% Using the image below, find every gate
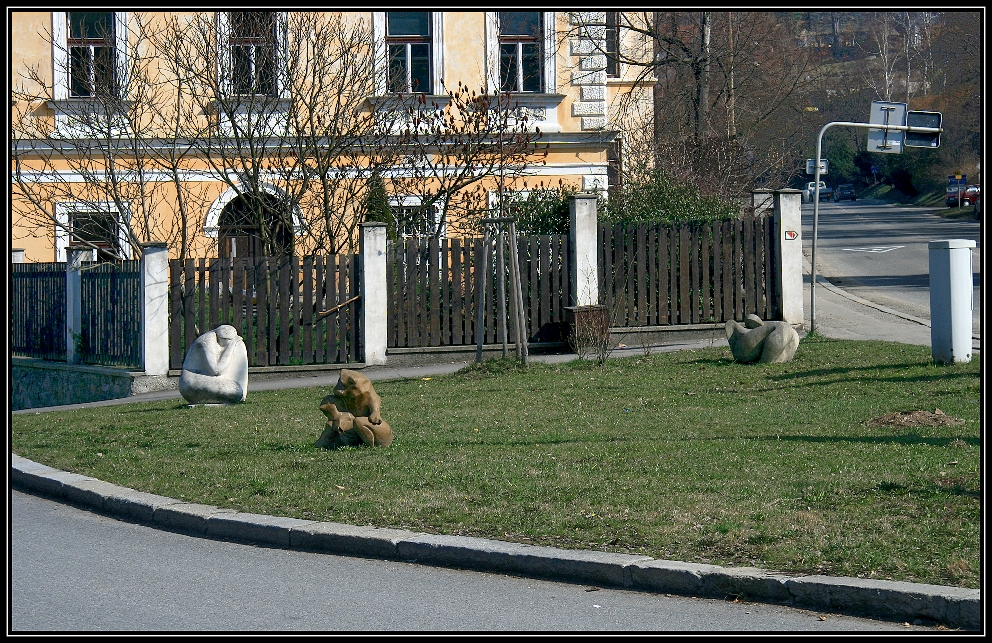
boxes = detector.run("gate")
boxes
[386,234,570,348]
[78,260,142,368]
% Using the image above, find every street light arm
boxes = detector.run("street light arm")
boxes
[808,117,942,335]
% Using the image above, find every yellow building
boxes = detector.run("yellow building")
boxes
[11,11,649,262]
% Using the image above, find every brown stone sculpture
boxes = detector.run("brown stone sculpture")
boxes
[726,314,800,364]
[315,369,393,448]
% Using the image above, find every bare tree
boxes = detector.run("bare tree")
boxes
[567,12,815,198]
[11,12,208,261]
[384,82,548,238]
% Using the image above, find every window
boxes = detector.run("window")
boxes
[498,12,542,93]
[389,197,444,240]
[485,12,554,96]
[70,210,120,260]
[52,12,127,101]
[67,12,117,97]
[228,12,278,96]
[386,12,431,93]
[54,202,130,261]
[372,12,442,96]
[605,12,620,78]
[607,140,623,196]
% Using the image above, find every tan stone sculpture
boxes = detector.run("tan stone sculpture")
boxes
[726,314,800,364]
[179,324,249,404]
[315,369,393,448]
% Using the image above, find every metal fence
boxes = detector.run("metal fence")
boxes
[11,262,67,361]
[79,260,142,368]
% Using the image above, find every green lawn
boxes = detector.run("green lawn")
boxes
[12,336,980,588]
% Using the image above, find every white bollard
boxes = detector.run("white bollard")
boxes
[929,239,975,364]
[361,222,388,366]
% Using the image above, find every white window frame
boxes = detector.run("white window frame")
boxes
[373,12,444,96]
[485,12,555,95]
[55,201,131,261]
[52,12,128,101]
[388,195,445,240]
[216,11,289,99]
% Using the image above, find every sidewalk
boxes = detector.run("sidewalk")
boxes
[10,279,981,630]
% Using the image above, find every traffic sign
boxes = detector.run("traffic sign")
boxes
[948,175,967,186]
[806,159,828,174]
[867,101,906,154]
[905,111,941,148]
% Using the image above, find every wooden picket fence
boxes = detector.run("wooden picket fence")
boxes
[599,215,779,326]
[386,234,571,348]
[11,262,68,362]
[168,255,361,369]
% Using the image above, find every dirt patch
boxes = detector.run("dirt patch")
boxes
[867,409,964,429]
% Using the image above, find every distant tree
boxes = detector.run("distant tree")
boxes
[566,12,816,201]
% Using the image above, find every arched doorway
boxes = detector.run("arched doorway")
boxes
[217,192,294,258]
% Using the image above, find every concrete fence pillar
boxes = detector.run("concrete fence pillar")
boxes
[361,222,388,366]
[569,193,599,306]
[772,189,804,326]
[752,189,774,215]
[140,242,170,375]
[65,246,93,364]
[12,248,25,263]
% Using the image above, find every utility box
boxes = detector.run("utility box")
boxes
[928,239,975,364]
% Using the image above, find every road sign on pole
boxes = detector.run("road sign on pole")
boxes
[867,101,907,154]
[806,159,828,174]
[905,111,942,148]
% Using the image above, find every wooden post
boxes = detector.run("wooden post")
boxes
[507,220,528,365]
[475,225,493,363]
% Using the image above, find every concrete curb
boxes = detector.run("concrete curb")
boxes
[11,453,980,630]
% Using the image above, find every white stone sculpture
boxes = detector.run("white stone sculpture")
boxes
[726,314,800,364]
[178,324,249,404]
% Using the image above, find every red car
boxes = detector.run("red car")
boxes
[947,184,980,207]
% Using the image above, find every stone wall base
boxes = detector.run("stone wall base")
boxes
[11,358,177,411]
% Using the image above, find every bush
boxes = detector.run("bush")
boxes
[507,185,578,235]
[604,169,741,225]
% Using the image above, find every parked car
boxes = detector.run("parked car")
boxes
[946,184,980,207]
[833,184,857,201]
[818,184,834,200]
[963,184,981,206]
[803,181,827,203]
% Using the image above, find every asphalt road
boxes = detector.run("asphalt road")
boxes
[801,200,981,338]
[11,490,932,632]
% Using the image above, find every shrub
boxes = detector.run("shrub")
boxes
[604,169,741,225]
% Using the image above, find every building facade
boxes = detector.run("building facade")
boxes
[11,11,649,262]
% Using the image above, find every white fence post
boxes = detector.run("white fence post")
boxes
[569,193,599,306]
[12,248,25,263]
[361,222,388,365]
[65,246,93,364]
[140,242,170,375]
[773,189,804,326]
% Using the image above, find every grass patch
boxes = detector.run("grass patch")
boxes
[12,339,980,588]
